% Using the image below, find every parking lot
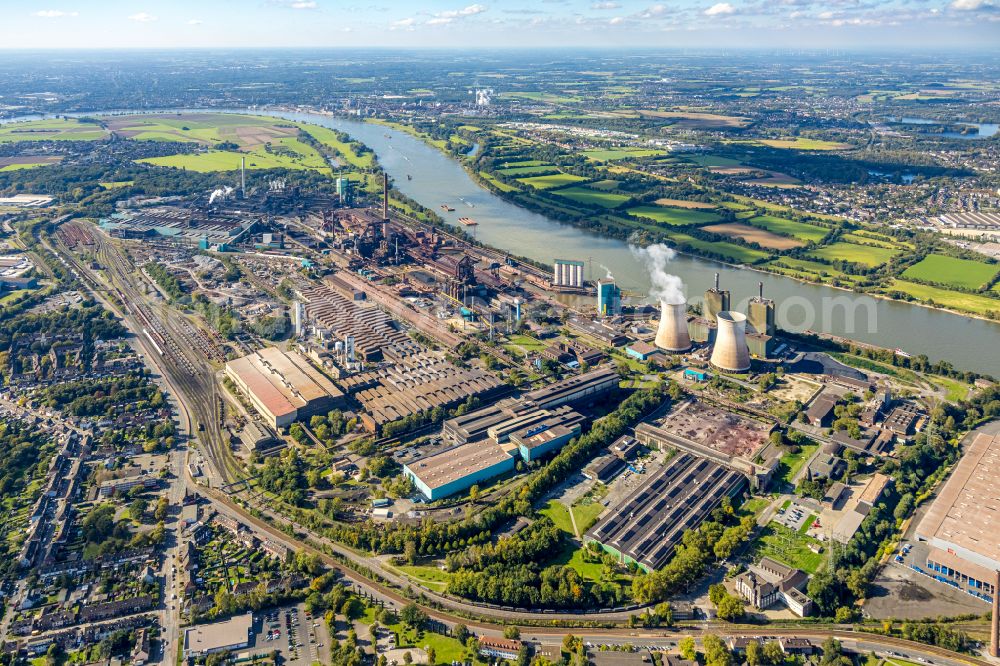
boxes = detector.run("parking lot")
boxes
[774,501,814,532]
[252,603,331,666]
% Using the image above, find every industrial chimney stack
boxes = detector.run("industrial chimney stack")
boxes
[710,311,751,372]
[241,157,246,198]
[654,300,691,352]
[382,172,389,222]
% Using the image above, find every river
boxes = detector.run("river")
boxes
[3,109,999,374]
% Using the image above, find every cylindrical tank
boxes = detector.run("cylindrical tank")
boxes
[710,311,751,372]
[654,300,691,352]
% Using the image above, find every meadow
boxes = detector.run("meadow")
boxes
[701,223,804,250]
[517,173,589,189]
[0,118,108,142]
[746,215,830,243]
[889,280,1000,316]
[627,204,721,226]
[552,186,631,208]
[806,241,899,268]
[582,147,668,161]
[901,254,999,290]
[753,137,853,150]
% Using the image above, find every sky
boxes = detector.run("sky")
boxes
[0,0,997,50]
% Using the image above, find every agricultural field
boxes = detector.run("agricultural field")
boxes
[517,173,588,190]
[496,165,557,176]
[666,231,770,264]
[139,142,328,173]
[901,254,999,290]
[635,110,749,128]
[766,257,853,280]
[688,155,743,168]
[296,123,374,168]
[653,197,717,209]
[701,223,804,250]
[479,171,518,192]
[552,186,631,209]
[889,280,1000,316]
[0,118,109,142]
[0,156,62,171]
[806,241,899,268]
[590,179,624,191]
[626,204,721,226]
[582,147,668,161]
[752,137,853,150]
[746,215,830,243]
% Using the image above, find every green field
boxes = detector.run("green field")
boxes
[582,148,667,161]
[552,186,631,209]
[479,171,518,192]
[901,254,999,290]
[498,159,549,168]
[570,501,605,534]
[667,231,770,263]
[688,155,743,167]
[496,165,558,176]
[395,564,453,592]
[890,280,1000,316]
[0,162,53,172]
[0,118,109,143]
[754,137,853,151]
[774,443,820,487]
[627,205,721,226]
[806,241,899,268]
[294,123,374,168]
[748,521,825,574]
[139,139,329,173]
[589,179,623,191]
[517,173,588,190]
[747,215,829,243]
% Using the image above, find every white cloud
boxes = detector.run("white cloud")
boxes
[704,2,736,16]
[592,1,622,8]
[187,18,203,25]
[609,15,625,23]
[33,9,78,18]
[638,4,667,18]
[391,17,417,29]
[950,0,995,9]
[289,1,318,8]
[427,16,454,24]
[434,4,488,19]
[128,12,157,22]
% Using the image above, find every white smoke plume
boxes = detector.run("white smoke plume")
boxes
[630,242,685,305]
[599,264,615,280]
[208,186,234,205]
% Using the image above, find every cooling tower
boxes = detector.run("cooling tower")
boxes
[710,311,751,373]
[655,300,691,352]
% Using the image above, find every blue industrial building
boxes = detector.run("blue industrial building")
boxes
[511,423,581,462]
[403,440,517,501]
[596,279,620,317]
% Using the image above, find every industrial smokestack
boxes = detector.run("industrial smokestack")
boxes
[710,311,751,373]
[655,300,691,352]
[382,172,389,221]
[758,281,764,300]
[241,157,246,198]
[714,272,720,291]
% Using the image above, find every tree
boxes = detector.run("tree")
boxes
[703,634,732,666]
[562,634,581,654]
[746,640,763,666]
[404,540,418,565]
[453,624,469,644]
[425,647,436,665]
[762,640,785,665]
[503,626,521,640]
[835,606,856,623]
[517,645,531,666]
[716,594,745,622]
[469,484,480,501]
[679,636,697,661]
[403,652,412,666]
[399,603,427,630]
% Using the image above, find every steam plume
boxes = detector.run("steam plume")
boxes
[630,242,685,305]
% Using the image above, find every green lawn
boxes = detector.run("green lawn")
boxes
[496,165,558,176]
[549,541,606,583]
[901,254,999,290]
[748,521,825,574]
[765,257,851,278]
[296,123,374,168]
[930,376,972,402]
[479,172,518,192]
[506,333,546,352]
[753,137,853,150]
[747,215,829,243]
[627,205,721,226]
[389,625,467,663]
[774,443,820,487]
[571,501,605,534]
[395,564,452,592]
[552,186,631,209]
[688,155,743,167]
[0,162,55,172]
[139,139,330,173]
[517,173,589,190]
[889,280,1000,316]
[541,500,575,535]
[806,241,899,268]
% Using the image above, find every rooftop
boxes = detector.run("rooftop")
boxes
[225,347,342,418]
[183,613,252,654]
[404,440,515,491]
[916,432,1000,570]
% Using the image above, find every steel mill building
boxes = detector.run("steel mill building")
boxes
[224,347,346,429]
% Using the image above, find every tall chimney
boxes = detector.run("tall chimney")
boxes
[758,281,764,300]
[714,272,720,291]
[655,300,691,353]
[241,157,246,198]
[382,172,389,221]
[991,570,999,658]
